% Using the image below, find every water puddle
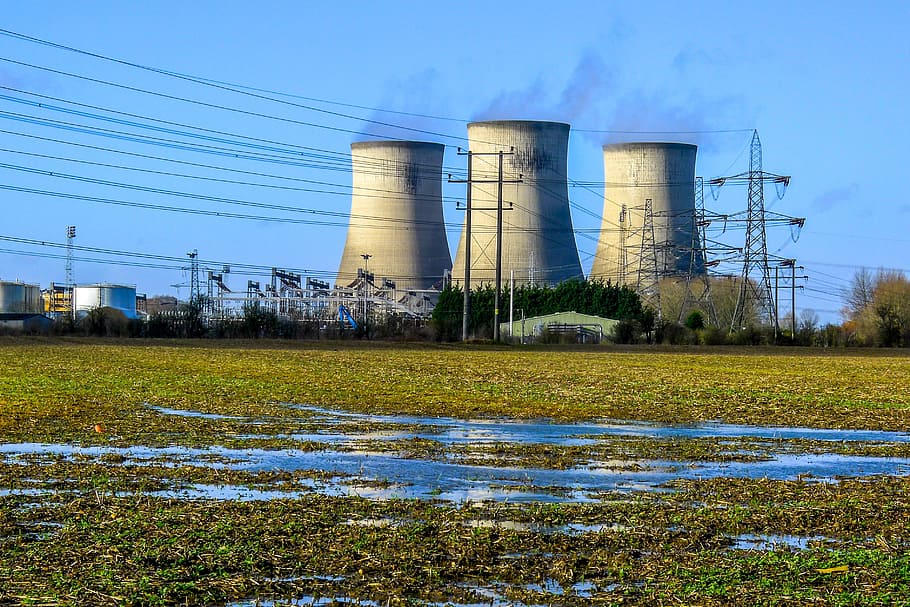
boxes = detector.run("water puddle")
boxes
[464,519,625,534]
[229,579,622,607]
[5,405,910,503]
[146,405,244,421]
[229,599,378,607]
[731,533,834,551]
[285,404,910,445]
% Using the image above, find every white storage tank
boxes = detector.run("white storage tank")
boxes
[0,281,43,314]
[74,284,138,319]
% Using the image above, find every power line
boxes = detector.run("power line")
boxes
[0,235,441,282]
[0,143,463,204]
[0,55,470,144]
[0,87,470,176]
[0,27,755,137]
[0,181,465,230]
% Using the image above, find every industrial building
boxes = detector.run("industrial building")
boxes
[500,311,618,344]
[335,141,452,292]
[589,142,703,285]
[451,120,584,288]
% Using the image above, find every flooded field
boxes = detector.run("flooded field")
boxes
[2,341,909,605]
[3,403,910,504]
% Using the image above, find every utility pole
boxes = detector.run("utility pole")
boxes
[450,151,473,342]
[785,259,806,337]
[448,149,520,342]
[775,258,806,337]
[509,269,514,341]
[493,150,507,342]
[791,260,796,337]
[774,265,780,340]
[360,253,372,326]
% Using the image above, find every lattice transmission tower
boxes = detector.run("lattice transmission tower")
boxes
[187,249,200,302]
[709,130,794,330]
[617,204,629,285]
[677,178,717,325]
[635,199,661,317]
[734,131,773,328]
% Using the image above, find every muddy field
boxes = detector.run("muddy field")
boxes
[1,340,909,605]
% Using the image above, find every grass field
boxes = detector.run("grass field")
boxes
[1,339,909,605]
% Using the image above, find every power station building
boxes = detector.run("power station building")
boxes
[451,120,583,288]
[589,142,703,284]
[335,141,452,292]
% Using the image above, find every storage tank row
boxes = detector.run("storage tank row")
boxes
[336,121,702,292]
[0,281,138,319]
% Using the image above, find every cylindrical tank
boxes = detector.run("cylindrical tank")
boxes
[335,141,452,291]
[589,142,702,284]
[74,284,137,319]
[0,281,42,314]
[451,120,583,288]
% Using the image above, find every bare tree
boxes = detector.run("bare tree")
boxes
[844,269,910,346]
[844,268,875,318]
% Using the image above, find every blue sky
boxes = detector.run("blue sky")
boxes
[1,0,908,323]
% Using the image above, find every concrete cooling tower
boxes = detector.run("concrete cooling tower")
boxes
[451,120,583,288]
[336,141,452,291]
[589,142,703,284]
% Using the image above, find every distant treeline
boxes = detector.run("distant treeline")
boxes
[431,279,644,341]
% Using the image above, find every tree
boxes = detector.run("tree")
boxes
[640,308,656,344]
[844,268,875,318]
[871,275,910,346]
[180,294,209,338]
[430,280,644,342]
[843,269,910,347]
[684,310,705,331]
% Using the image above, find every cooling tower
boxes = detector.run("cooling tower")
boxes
[451,120,583,288]
[336,141,452,291]
[589,142,703,284]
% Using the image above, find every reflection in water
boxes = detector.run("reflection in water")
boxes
[287,404,910,444]
[731,533,833,551]
[3,404,910,504]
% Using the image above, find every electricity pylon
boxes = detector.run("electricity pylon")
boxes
[709,130,792,330]
[636,199,661,317]
[677,178,717,325]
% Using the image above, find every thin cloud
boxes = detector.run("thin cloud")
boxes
[812,183,860,211]
[353,69,461,143]
[472,50,614,124]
